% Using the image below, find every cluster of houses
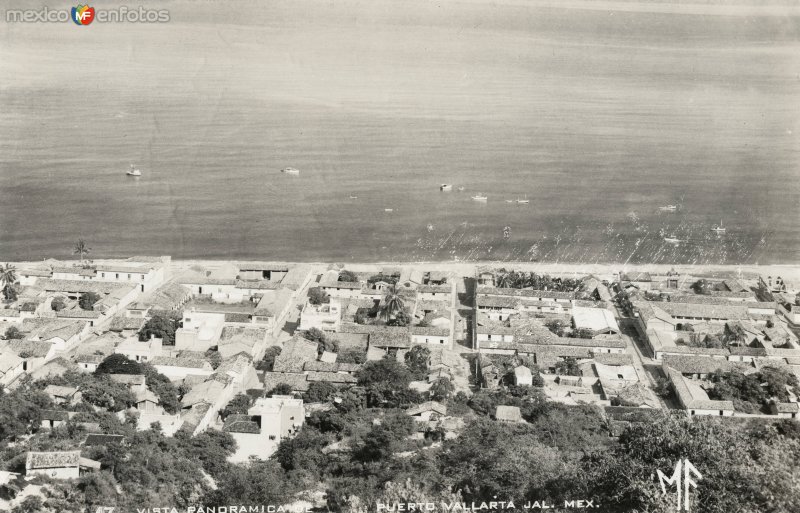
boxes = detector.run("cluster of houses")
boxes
[623,271,800,418]
[3,259,799,485]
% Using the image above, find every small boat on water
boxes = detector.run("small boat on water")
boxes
[349,195,358,199]
[505,199,514,204]
[664,236,684,244]
[281,167,300,175]
[659,205,677,212]
[126,165,141,177]
[440,184,453,191]
[384,208,394,212]
[471,194,488,202]
[457,186,465,192]
[711,221,726,234]
[516,195,530,204]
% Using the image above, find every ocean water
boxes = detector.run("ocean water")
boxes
[0,0,798,264]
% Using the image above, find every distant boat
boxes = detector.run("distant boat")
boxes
[711,221,726,234]
[281,167,300,175]
[664,236,684,244]
[471,194,488,202]
[126,165,141,177]
[440,184,453,191]
[659,205,677,212]
[349,195,358,199]
[457,186,465,192]
[516,195,530,204]
[505,199,514,204]
[384,208,394,212]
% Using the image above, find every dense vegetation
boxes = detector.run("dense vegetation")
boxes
[138,313,182,346]
[2,351,799,512]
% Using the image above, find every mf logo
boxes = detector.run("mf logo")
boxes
[657,459,702,511]
[71,4,95,25]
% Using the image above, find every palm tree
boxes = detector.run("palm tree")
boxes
[1,263,18,302]
[379,285,405,323]
[0,263,17,289]
[73,239,91,263]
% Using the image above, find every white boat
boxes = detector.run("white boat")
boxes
[471,194,488,202]
[664,236,683,244]
[281,167,300,175]
[516,195,530,204]
[457,186,465,192]
[384,208,394,212]
[349,195,358,199]
[440,184,453,191]
[659,205,677,212]
[711,221,726,234]
[126,165,141,177]
[505,199,513,204]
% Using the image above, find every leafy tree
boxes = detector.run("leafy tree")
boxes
[437,418,577,505]
[3,283,18,302]
[357,358,415,407]
[79,471,120,510]
[138,314,181,345]
[572,328,594,339]
[588,413,800,513]
[338,270,359,282]
[256,346,282,371]
[4,325,24,340]
[96,354,143,375]
[304,327,339,354]
[274,427,330,474]
[544,318,567,336]
[141,363,181,414]
[404,345,431,380]
[51,296,67,311]
[80,378,136,412]
[304,381,337,403]
[205,349,221,370]
[221,393,254,419]
[387,309,412,327]
[304,327,327,343]
[267,383,295,397]
[554,357,581,376]
[354,306,374,325]
[73,238,91,262]
[430,377,454,401]
[308,287,329,305]
[12,496,44,513]
[79,291,101,310]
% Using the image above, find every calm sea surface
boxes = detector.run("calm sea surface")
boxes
[1,1,798,264]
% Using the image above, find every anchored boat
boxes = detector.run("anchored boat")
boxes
[281,167,300,175]
[126,165,141,177]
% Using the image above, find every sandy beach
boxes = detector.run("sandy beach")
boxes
[11,258,799,284]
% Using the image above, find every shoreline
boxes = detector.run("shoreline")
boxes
[9,257,800,281]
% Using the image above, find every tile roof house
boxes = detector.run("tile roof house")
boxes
[262,371,310,393]
[44,385,81,405]
[0,350,25,386]
[572,306,620,334]
[661,354,743,378]
[664,366,734,416]
[406,401,447,421]
[272,336,319,373]
[25,451,99,479]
